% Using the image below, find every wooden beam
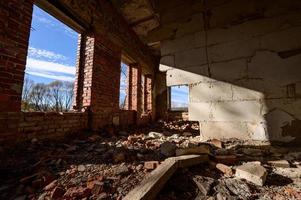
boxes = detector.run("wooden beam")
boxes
[124,154,208,200]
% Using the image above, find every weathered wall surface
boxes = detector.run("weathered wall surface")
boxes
[159,0,301,142]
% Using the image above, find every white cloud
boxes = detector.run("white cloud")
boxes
[28,47,67,61]
[25,58,75,82]
[27,71,74,82]
[26,58,75,75]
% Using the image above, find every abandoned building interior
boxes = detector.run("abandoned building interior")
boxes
[1,0,301,199]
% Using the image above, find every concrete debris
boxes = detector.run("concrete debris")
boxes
[0,120,301,200]
[268,160,290,168]
[235,162,267,186]
[273,167,301,179]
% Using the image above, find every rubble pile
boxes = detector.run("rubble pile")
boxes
[0,120,300,199]
[157,139,301,200]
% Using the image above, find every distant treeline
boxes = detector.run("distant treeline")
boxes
[22,78,74,112]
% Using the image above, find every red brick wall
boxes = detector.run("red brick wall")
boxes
[0,110,137,145]
[91,110,136,130]
[0,112,88,144]
[0,0,33,112]
[90,36,121,129]
[125,65,155,125]
[73,33,122,130]
[92,36,121,113]
[19,112,88,138]
[0,112,20,143]
[118,110,136,128]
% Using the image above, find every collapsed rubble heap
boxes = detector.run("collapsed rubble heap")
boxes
[0,120,300,199]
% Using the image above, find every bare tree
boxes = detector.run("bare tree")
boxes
[29,83,50,111]
[48,81,63,112]
[63,81,74,111]
[22,78,34,111]
[22,79,74,112]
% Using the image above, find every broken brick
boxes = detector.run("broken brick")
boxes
[144,161,160,170]
[216,163,233,176]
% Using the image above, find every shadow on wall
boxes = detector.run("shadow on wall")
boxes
[154,0,301,144]
[160,50,301,144]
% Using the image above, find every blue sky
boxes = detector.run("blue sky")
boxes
[119,63,127,105]
[171,85,189,108]
[25,5,78,83]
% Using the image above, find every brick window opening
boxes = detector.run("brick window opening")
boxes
[170,85,189,111]
[22,5,79,112]
[120,62,129,109]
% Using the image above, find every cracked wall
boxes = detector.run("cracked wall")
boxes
[159,0,301,142]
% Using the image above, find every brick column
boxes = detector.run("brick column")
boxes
[128,63,142,116]
[0,0,34,112]
[125,65,133,110]
[73,34,94,110]
[73,33,121,130]
[145,75,153,112]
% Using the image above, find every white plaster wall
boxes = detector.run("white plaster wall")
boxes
[159,0,301,141]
